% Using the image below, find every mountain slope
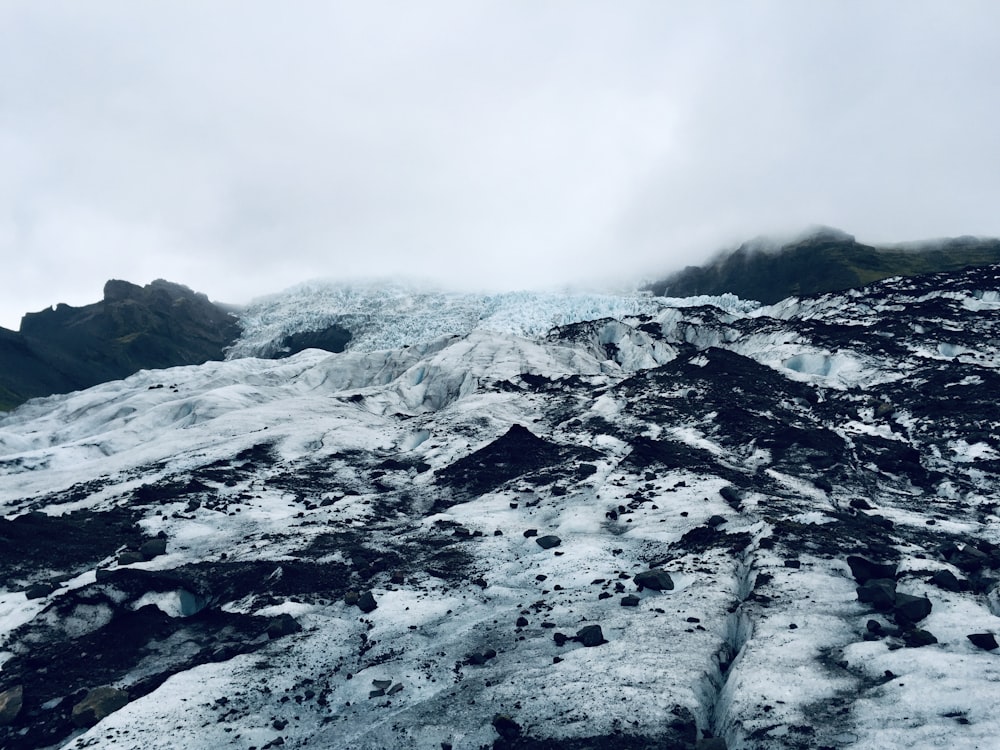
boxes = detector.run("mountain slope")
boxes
[646,227,1000,303]
[1,267,1000,749]
[0,280,241,411]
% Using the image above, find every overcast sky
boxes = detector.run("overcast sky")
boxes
[3,1,999,329]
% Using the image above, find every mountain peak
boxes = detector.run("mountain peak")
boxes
[647,229,1000,303]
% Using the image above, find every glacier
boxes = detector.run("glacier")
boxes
[1,267,1000,749]
[225,281,758,359]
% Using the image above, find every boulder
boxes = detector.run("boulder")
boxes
[575,624,606,647]
[357,591,378,613]
[492,713,522,741]
[930,569,963,592]
[846,555,897,584]
[857,578,896,611]
[117,549,145,566]
[266,614,302,639]
[139,537,167,559]
[634,569,675,591]
[893,593,932,624]
[24,582,56,599]
[902,629,938,648]
[535,535,561,549]
[0,685,23,726]
[967,633,999,651]
[620,595,640,607]
[71,686,130,727]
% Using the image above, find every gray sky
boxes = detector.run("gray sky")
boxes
[3,1,1000,329]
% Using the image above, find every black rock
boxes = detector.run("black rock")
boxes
[634,568,675,591]
[535,535,561,549]
[902,629,938,648]
[783,559,801,569]
[357,591,378,613]
[707,515,728,527]
[620,595,640,607]
[967,633,999,651]
[553,632,569,646]
[930,569,963,592]
[266,614,302,639]
[117,549,146,566]
[0,685,23,726]
[492,713,522,741]
[523,529,538,538]
[139,538,167,560]
[857,578,896,611]
[847,555,897,584]
[893,593,932,624]
[516,616,529,627]
[719,486,743,509]
[949,545,990,573]
[24,582,56,599]
[575,624,606,647]
[850,498,873,510]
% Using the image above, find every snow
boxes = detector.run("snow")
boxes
[3,269,1000,750]
[226,281,758,359]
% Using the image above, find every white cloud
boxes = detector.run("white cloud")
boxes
[2,1,999,328]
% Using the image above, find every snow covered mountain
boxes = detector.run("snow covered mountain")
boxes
[2,267,1000,749]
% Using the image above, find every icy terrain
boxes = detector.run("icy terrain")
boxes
[1,267,1000,749]
[226,281,756,358]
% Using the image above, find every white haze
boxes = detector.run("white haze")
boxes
[2,1,1000,329]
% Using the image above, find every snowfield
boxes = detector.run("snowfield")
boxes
[2,268,1000,749]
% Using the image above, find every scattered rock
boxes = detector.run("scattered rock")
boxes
[139,537,167,559]
[266,614,302,639]
[902,629,938,648]
[930,569,963,592]
[492,713,522,742]
[707,515,728,528]
[535,535,561,549]
[516,616,528,627]
[523,529,538,538]
[620,595,640,607]
[71,686,130,728]
[850,498,873,510]
[893,593,932,624]
[356,591,378,613]
[0,685,23,726]
[24,582,56,599]
[857,578,896,611]
[783,559,801,569]
[847,555,897,584]
[117,549,145,566]
[719,486,743,509]
[967,633,999,651]
[575,624,606,647]
[634,568,675,591]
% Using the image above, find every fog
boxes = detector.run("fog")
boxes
[3,1,999,328]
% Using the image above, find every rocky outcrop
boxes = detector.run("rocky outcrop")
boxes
[70,686,130,728]
[647,227,1000,303]
[0,280,240,411]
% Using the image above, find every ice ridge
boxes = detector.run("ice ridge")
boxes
[227,281,758,359]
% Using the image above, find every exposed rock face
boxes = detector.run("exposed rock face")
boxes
[71,686,130,728]
[0,685,23,726]
[0,280,240,411]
